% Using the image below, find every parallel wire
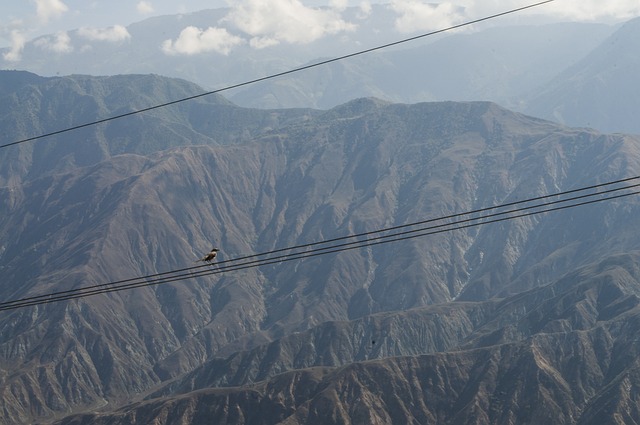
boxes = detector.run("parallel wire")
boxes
[2,0,621,313]
[3,174,637,309]
[2,178,637,311]
[5,190,638,310]
[0,0,554,150]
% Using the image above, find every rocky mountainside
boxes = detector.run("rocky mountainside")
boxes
[58,252,640,424]
[0,72,639,423]
[0,70,316,186]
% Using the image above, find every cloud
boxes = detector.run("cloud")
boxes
[441,0,640,23]
[137,1,154,15]
[389,1,463,33]
[385,0,640,35]
[330,0,348,11]
[225,0,356,47]
[35,0,69,23]
[34,31,73,53]
[544,0,640,21]
[358,1,373,19]
[78,25,131,42]
[161,26,245,55]
[248,36,279,49]
[3,30,26,62]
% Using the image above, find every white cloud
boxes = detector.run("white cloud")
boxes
[442,0,640,23]
[249,37,280,49]
[3,30,26,62]
[330,0,348,11]
[78,25,131,42]
[225,0,356,47]
[385,0,640,35]
[390,1,463,33]
[162,26,245,55]
[249,36,279,49]
[35,0,69,23]
[358,1,373,19]
[544,0,640,21]
[34,30,73,53]
[137,1,154,15]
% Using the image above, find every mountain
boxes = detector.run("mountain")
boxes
[57,252,640,424]
[0,7,614,111]
[0,70,316,186]
[9,5,640,133]
[1,72,640,423]
[228,22,614,111]
[523,17,640,134]
[6,7,640,135]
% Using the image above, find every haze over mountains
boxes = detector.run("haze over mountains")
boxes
[2,6,640,134]
[1,70,640,423]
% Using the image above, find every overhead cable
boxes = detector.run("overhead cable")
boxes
[4,173,636,309]
[1,175,636,312]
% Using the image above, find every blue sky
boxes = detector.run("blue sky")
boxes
[2,1,639,61]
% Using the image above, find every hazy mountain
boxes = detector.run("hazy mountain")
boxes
[9,5,640,134]
[523,17,640,135]
[228,22,614,111]
[1,72,640,423]
[0,7,615,111]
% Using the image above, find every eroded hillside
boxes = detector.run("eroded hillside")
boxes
[0,73,639,424]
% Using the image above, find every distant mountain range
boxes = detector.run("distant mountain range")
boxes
[2,7,640,134]
[1,72,640,423]
[524,17,640,135]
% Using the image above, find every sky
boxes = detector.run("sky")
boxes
[1,0,640,61]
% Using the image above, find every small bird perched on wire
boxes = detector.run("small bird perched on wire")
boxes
[196,248,219,263]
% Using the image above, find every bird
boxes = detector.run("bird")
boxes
[196,248,219,263]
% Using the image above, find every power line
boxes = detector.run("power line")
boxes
[4,188,638,310]
[3,176,638,308]
[0,0,555,151]
[5,173,636,310]
[2,175,637,311]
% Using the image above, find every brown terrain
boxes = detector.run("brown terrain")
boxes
[0,72,639,424]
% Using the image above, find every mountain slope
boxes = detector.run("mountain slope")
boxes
[58,253,640,425]
[524,17,640,134]
[0,70,317,186]
[1,74,640,423]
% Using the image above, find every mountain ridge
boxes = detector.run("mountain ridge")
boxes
[1,72,640,423]
[6,8,639,135]
[0,71,318,186]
